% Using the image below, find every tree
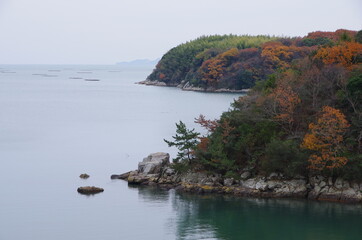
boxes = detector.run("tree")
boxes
[195,114,219,133]
[261,41,311,69]
[164,121,200,164]
[269,83,301,134]
[314,42,362,69]
[356,30,362,43]
[301,106,350,170]
[199,58,225,87]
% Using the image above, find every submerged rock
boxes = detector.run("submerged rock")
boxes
[77,186,104,195]
[79,173,90,179]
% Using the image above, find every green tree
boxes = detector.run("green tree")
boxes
[356,30,362,43]
[261,139,307,177]
[164,121,200,164]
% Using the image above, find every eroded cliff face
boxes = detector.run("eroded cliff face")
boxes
[111,152,362,204]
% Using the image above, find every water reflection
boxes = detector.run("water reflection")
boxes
[128,184,170,204]
[134,185,362,240]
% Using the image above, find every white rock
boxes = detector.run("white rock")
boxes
[352,182,360,192]
[223,178,234,186]
[328,177,333,186]
[334,178,344,189]
[342,180,350,189]
[319,181,327,188]
[255,181,268,191]
[138,152,170,174]
[241,178,257,189]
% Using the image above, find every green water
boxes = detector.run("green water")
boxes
[137,186,362,240]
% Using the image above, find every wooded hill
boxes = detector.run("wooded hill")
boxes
[163,29,362,180]
[148,30,361,91]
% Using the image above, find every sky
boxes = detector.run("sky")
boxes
[0,0,361,64]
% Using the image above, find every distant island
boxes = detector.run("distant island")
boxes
[141,29,361,92]
[121,29,362,203]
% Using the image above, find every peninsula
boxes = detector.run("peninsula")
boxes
[128,29,362,203]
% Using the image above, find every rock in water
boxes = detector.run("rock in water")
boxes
[77,186,104,195]
[79,173,90,179]
[138,152,170,174]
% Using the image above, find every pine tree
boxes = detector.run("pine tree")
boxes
[164,121,200,164]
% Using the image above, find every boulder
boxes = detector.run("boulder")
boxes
[255,180,268,191]
[223,178,234,186]
[308,185,322,200]
[334,178,344,189]
[77,186,104,195]
[240,171,251,180]
[127,171,152,184]
[318,187,341,201]
[342,180,350,189]
[351,182,360,192]
[241,178,257,189]
[163,167,175,176]
[309,175,323,186]
[267,172,278,180]
[138,152,170,174]
[180,172,208,184]
[79,173,90,179]
[266,180,282,190]
[328,177,333,186]
[319,180,327,188]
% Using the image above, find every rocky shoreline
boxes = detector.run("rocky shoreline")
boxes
[111,152,362,204]
[137,80,249,93]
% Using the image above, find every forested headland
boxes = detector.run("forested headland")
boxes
[160,29,362,181]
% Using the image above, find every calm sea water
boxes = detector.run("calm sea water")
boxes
[0,65,361,240]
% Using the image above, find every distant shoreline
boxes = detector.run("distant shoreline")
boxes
[137,80,250,94]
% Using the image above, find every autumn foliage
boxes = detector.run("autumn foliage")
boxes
[261,42,312,69]
[269,81,301,132]
[162,29,362,179]
[195,114,219,132]
[302,106,350,170]
[307,29,357,41]
[314,41,362,68]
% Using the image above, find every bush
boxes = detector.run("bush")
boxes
[335,154,362,181]
[261,139,307,177]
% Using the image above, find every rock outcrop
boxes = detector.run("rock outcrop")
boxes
[138,152,170,174]
[308,177,362,203]
[112,153,362,204]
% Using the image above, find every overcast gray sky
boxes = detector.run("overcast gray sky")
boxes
[0,0,361,64]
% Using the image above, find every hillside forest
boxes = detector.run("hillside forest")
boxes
[162,29,362,180]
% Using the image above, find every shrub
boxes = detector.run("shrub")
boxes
[261,139,307,177]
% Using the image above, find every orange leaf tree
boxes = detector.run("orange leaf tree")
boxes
[198,48,239,87]
[301,106,350,170]
[314,42,362,69]
[267,76,301,134]
[261,41,311,69]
